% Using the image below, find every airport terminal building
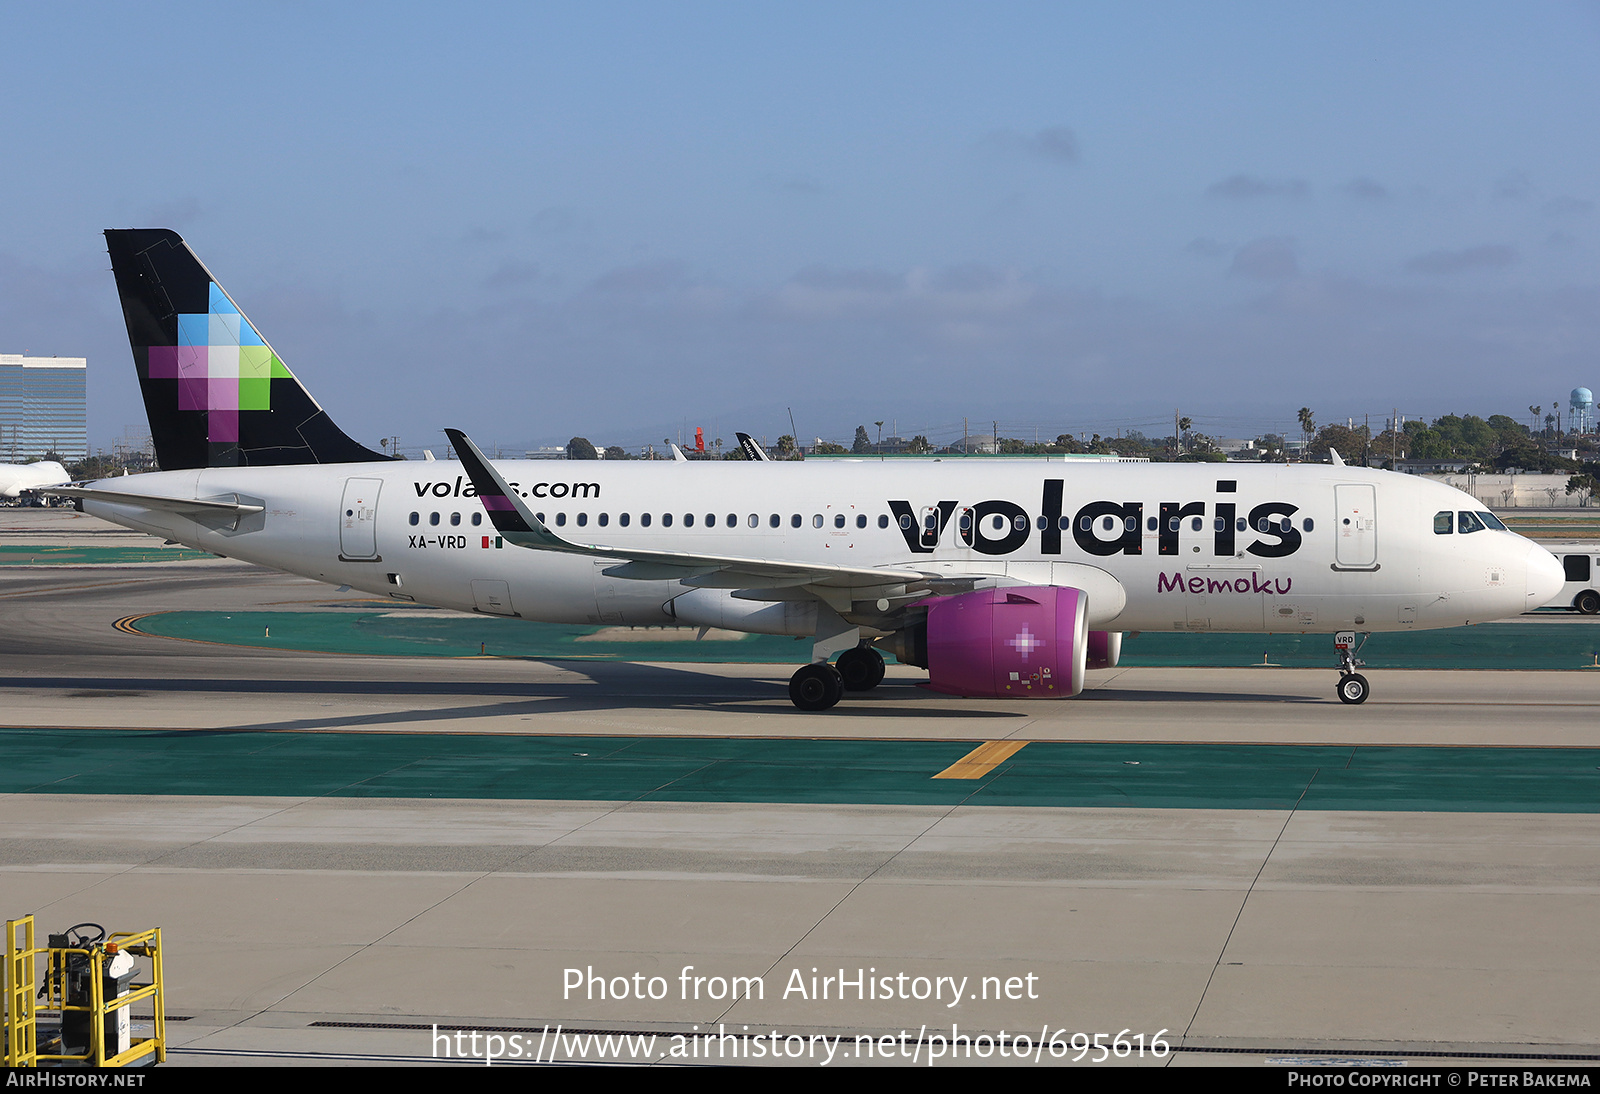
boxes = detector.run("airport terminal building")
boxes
[0,353,86,462]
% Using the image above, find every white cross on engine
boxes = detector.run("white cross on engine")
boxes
[1006,625,1044,659]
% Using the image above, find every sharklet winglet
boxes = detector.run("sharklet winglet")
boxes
[445,429,595,554]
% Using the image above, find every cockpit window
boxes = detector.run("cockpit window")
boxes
[1477,511,1507,531]
[1457,511,1486,534]
[1434,511,1453,535]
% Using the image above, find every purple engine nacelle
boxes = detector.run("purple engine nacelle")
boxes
[924,585,1089,698]
[1086,629,1122,670]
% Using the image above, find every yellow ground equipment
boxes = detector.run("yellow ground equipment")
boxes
[4,915,165,1067]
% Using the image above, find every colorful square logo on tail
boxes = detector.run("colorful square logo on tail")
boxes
[159,283,294,441]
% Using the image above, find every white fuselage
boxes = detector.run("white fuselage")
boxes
[84,459,1562,637]
[0,461,69,498]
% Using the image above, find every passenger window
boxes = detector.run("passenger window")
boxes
[901,514,913,530]
[705,513,715,527]
[684,513,695,527]
[879,514,889,529]
[729,514,739,528]
[1147,517,1159,532]
[834,514,846,528]
[1214,518,1225,531]
[429,512,440,526]
[640,513,651,527]
[1434,511,1453,534]
[1235,518,1246,533]
[1059,516,1071,531]
[1124,516,1137,531]
[409,512,419,526]
[792,514,802,528]
[1168,517,1180,532]
[1257,518,1270,532]
[1081,516,1092,531]
[960,512,974,531]
[1302,518,1313,532]
[856,514,867,528]
[1101,516,1116,531]
[471,512,481,526]
[1014,515,1027,531]
[770,514,781,528]
[576,513,587,527]
[450,512,461,526]
[620,513,630,527]
[813,514,824,528]
[662,513,673,527]
[1191,517,1203,532]
[747,514,758,528]
[535,512,545,523]
[555,513,566,527]
[1458,511,1485,534]
[598,513,608,526]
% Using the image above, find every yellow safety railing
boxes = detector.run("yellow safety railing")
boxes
[4,915,165,1068]
[4,916,36,1067]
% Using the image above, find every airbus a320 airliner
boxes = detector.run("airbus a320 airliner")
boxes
[66,229,1564,711]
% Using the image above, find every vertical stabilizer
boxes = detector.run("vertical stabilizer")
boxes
[104,229,391,469]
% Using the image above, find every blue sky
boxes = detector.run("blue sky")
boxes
[4,2,1598,453]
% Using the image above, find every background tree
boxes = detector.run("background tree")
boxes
[566,437,598,460]
[1567,462,1599,507]
[774,435,798,459]
[602,445,632,461]
[1297,408,1316,448]
[852,425,872,454]
[1307,423,1370,463]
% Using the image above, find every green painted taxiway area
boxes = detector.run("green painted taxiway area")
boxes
[0,544,214,565]
[5,729,1600,812]
[125,609,1600,669]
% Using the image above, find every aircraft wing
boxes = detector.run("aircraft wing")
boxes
[446,429,925,592]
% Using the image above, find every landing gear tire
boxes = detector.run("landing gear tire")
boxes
[1337,673,1370,705]
[790,663,845,711]
[1576,590,1600,616]
[836,646,886,691]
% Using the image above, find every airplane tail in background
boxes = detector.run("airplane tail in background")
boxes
[104,229,391,470]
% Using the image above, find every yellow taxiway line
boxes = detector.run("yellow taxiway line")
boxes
[931,739,1029,779]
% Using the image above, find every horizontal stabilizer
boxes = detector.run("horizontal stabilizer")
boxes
[48,486,264,517]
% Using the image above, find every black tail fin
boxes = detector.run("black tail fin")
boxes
[104,229,391,469]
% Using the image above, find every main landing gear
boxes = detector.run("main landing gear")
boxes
[1334,630,1370,705]
[788,645,886,711]
[789,663,844,711]
[837,645,886,691]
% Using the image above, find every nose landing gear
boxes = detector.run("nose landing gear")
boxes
[1334,630,1370,704]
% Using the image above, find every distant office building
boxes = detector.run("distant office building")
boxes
[0,354,87,462]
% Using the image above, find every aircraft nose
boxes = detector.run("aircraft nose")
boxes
[1524,542,1565,609]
